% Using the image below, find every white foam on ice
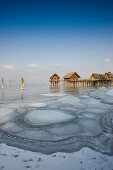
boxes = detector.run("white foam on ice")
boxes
[25,110,74,125]
[27,102,47,108]
[42,93,65,97]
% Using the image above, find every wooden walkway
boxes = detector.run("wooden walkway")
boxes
[63,79,113,87]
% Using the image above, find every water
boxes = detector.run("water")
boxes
[0,84,113,155]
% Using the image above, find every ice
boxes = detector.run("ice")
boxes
[17,129,52,140]
[26,102,47,108]
[58,96,83,106]
[107,89,113,97]
[76,118,102,136]
[42,93,65,97]
[0,144,113,170]
[79,112,99,119]
[48,118,102,138]
[25,110,74,125]
[0,85,113,156]
[0,107,15,124]
[79,94,90,99]
[1,122,23,133]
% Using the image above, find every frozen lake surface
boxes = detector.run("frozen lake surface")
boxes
[0,84,113,169]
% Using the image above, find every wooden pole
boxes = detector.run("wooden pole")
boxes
[112,80,113,86]
[2,77,4,89]
[21,77,24,90]
[10,80,11,87]
[13,80,14,86]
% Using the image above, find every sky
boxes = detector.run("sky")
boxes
[0,0,113,83]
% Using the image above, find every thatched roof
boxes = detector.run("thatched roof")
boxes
[63,72,80,79]
[50,73,60,79]
[99,74,106,80]
[91,73,106,80]
[105,72,113,78]
[91,74,100,79]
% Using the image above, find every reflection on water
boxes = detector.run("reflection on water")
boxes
[0,84,113,155]
[1,89,4,97]
[49,85,60,93]
[63,86,79,94]
[21,89,24,102]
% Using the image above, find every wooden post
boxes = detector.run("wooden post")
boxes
[78,80,80,87]
[79,81,81,88]
[75,81,77,88]
[112,80,113,86]
[13,80,14,86]
[10,80,11,87]
[86,81,88,87]
[84,81,86,87]
[83,80,84,87]
[2,77,4,89]
[21,77,24,90]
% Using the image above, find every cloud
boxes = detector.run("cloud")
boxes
[27,64,38,68]
[54,63,62,67]
[0,65,16,70]
[104,58,112,66]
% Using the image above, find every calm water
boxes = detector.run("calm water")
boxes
[0,84,113,155]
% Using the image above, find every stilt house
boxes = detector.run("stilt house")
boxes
[63,72,80,82]
[90,73,106,80]
[49,73,60,85]
[105,72,113,80]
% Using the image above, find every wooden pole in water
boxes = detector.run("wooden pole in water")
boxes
[13,80,14,86]
[10,80,11,87]
[21,77,24,90]
[112,80,113,86]
[2,77,4,88]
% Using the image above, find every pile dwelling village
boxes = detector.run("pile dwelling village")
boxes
[1,72,113,89]
[49,72,113,87]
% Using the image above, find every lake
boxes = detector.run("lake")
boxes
[0,84,113,169]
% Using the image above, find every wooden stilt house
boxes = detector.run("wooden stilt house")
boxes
[63,72,80,82]
[49,73,60,85]
[90,73,106,80]
[105,72,113,80]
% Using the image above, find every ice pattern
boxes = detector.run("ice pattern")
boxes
[0,85,113,155]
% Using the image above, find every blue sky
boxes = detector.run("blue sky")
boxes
[0,0,113,82]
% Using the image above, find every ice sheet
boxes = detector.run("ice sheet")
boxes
[0,85,113,156]
[25,110,74,125]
